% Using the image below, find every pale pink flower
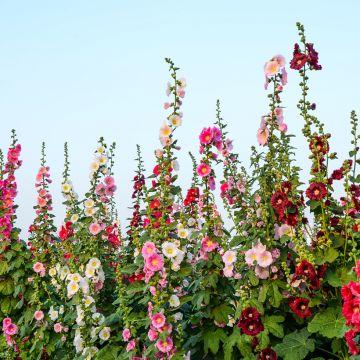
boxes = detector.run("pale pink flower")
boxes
[245,248,258,266]
[150,286,157,296]
[145,254,164,272]
[257,250,273,267]
[257,127,270,146]
[122,328,131,341]
[281,68,288,86]
[38,189,47,197]
[201,236,217,253]
[33,262,45,274]
[36,173,43,182]
[54,323,62,333]
[264,60,280,76]
[151,313,166,329]
[89,222,101,235]
[126,339,136,352]
[255,265,270,279]
[163,102,170,110]
[148,328,158,341]
[279,123,288,133]
[155,337,173,353]
[274,108,283,118]
[223,265,234,278]
[273,54,286,67]
[196,163,211,177]
[34,310,44,321]
[141,241,156,259]
[222,250,236,265]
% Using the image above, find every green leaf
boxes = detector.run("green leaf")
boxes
[258,283,268,303]
[307,307,346,338]
[0,261,8,275]
[325,268,356,287]
[248,270,259,286]
[268,282,282,308]
[264,315,285,338]
[314,248,339,265]
[212,304,233,323]
[274,328,315,360]
[204,328,226,355]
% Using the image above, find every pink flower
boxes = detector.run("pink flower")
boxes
[223,265,234,278]
[37,197,47,207]
[4,323,18,336]
[199,127,213,144]
[257,250,273,267]
[151,313,166,329]
[54,323,62,333]
[245,248,258,266]
[34,310,44,321]
[201,236,218,253]
[163,102,170,110]
[264,60,280,76]
[255,265,270,279]
[141,241,157,259]
[279,123,288,133]
[257,127,270,146]
[126,339,136,352]
[145,254,164,272]
[104,176,115,186]
[197,163,211,177]
[281,68,288,86]
[2,318,12,329]
[207,176,216,190]
[273,54,286,67]
[122,328,131,341]
[96,183,106,195]
[155,337,173,353]
[33,262,45,274]
[148,328,158,341]
[89,222,101,235]
[222,250,237,265]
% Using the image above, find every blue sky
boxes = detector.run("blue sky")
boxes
[0,0,359,235]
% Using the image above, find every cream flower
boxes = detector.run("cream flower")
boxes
[85,207,96,217]
[99,327,111,341]
[67,281,79,297]
[49,307,59,321]
[88,258,101,270]
[85,266,95,279]
[83,296,95,308]
[98,155,108,166]
[61,183,71,193]
[159,123,172,137]
[49,268,57,277]
[97,146,105,154]
[169,295,180,307]
[177,228,188,239]
[71,214,79,222]
[84,199,95,208]
[161,242,178,258]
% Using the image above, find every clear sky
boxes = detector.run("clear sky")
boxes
[0,0,359,237]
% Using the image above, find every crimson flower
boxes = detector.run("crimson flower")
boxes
[270,191,288,210]
[306,43,322,70]
[258,348,277,360]
[239,318,264,336]
[295,260,316,280]
[306,182,327,201]
[345,329,359,355]
[241,307,260,321]
[290,44,308,70]
[309,136,329,155]
[289,297,312,318]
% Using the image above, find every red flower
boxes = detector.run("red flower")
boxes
[288,297,312,319]
[331,169,344,180]
[239,319,264,336]
[306,182,327,201]
[59,226,69,241]
[258,348,277,360]
[271,191,288,210]
[290,44,308,70]
[150,198,161,209]
[281,181,292,194]
[345,329,359,355]
[295,260,316,280]
[241,307,260,321]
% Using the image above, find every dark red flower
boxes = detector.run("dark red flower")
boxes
[258,348,277,360]
[289,297,312,318]
[309,136,329,155]
[290,44,308,70]
[306,43,322,70]
[241,307,260,321]
[271,191,288,210]
[306,182,327,201]
[331,169,344,180]
[150,198,161,209]
[281,181,292,194]
[317,264,327,279]
[295,260,317,280]
[239,319,264,336]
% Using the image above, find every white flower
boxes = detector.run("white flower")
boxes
[92,312,105,325]
[59,305,64,315]
[134,248,139,258]
[99,327,111,341]
[169,114,182,127]
[71,214,79,222]
[172,160,180,171]
[88,258,101,270]
[169,295,180,308]
[74,332,84,353]
[80,278,89,294]
[84,199,95,209]
[49,268,57,277]
[161,242,178,258]
[83,296,94,308]
[187,217,196,227]
[177,228,189,239]
[173,312,183,322]
[97,146,105,154]
[98,155,108,166]
[62,183,71,193]
[67,281,79,297]
[68,273,82,283]
[85,207,96,217]
[171,263,180,272]
[49,307,59,321]
[85,266,95,279]
[174,249,185,264]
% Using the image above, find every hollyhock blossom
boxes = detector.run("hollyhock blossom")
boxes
[222,250,237,265]
[54,323,62,333]
[255,265,270,279]
[306,182,327,201]
[34,310,44,321]
[148,328,158,341]
[345,329,359,355]
[122,328,131,341]
[264,60,280,76]
[257,127,270,146]
[201,236,217,252]
[197,163,211,177]
[161,242,178,258]
[199,127,214,144]
[169,295,180,307]
[33,262,45,274]
[258,348,277,360]
[257,250,273,267]
[145,253,164,272]
[126,339,136,352]
[151,313,166,329]
[156,337,173,353]
[288,297,312,318]
[89,222,102,235]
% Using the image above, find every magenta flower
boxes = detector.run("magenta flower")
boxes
[126,339,136,352]
[145,253,164,272]
[156,337,173,353]
[199,127,213,144]
[148,328,158,341]
[151,313,166,329]
[197,163,211,177]
[122,328,131,341]
[201,236,218,253]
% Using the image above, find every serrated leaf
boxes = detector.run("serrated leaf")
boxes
[264,315,285,338]
[274,328,315,360]
[307,307,346,338]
